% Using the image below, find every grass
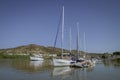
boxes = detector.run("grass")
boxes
[0,53,29,59]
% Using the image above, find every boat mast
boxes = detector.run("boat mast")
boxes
[69,27,72,53]
[77,22,80,59]
[83,32,86,58]
[61,6,64,59]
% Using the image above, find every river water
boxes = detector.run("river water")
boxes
[0,59,120,80]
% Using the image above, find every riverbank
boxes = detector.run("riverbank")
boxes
[111,58,120,62]
[0,53,29,59]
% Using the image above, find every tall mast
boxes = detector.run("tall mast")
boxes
[69,27,72,53]
[77,22,80,59]
[61,6,64,59]
[83,32,86,58]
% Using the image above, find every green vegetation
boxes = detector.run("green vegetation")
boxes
[0,53,29,59]
[101,52,109,59]
[113,51,120,55]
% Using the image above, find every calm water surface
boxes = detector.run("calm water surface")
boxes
[0,59,120,80]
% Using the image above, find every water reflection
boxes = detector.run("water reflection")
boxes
[103,59,120,67]
[51,66,95,80]
[72,67,95,80]
[52,67,72,76]
[0,59,120,80]
[52,67,73,80]
[10,59,52,72]
[30,61,43,69]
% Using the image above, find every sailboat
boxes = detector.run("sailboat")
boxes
[73,29,96,68]
[30,54,44,61]
[52,6,72,67]
[71,23,89,68]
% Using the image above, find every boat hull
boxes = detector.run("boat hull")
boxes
[53,58,71,67]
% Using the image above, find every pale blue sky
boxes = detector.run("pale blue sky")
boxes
[0,0,120,53]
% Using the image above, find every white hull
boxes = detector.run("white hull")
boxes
[30,56,44,61]
[53,58,71,66]
[72,59,96,68]
[85,60,96,67]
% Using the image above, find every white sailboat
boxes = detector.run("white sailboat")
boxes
[73,30,96,67]
[52,6,72,66]
[72,23,93,68]
[72,23,85,68]
[83,32,96,66]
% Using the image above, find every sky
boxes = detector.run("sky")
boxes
[0,0,120,53]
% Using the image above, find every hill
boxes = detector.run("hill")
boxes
[0,44,104,58]
[0,44,70,55]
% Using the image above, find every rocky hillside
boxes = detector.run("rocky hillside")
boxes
[0,44,104,58]
[0,44,70,55]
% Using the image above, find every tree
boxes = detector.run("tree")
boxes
[102,52,109,59]
[113,52,120,55]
